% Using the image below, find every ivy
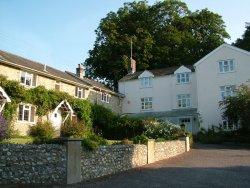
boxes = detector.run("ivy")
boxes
[0,75,92,127]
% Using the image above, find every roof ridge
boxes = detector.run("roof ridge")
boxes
[0,50,68,76]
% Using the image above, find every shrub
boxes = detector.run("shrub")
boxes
[144,120,185,140]
[60,119,90,138]
[221,86,250,132]
[92,104,145,139]
[155,138,166,142]
[29,121,55,143]
[82,134,108,150]
[0,114,8,141]
[132,134,148,144]
[186,132,194,147]
[120,138,133,145]
[195,127,225,144]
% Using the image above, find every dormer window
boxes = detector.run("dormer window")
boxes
[177,73,190,84]
[219,59,235,73]
[101,92,110,103]
[20,71,36,87]
[140,77,152,88]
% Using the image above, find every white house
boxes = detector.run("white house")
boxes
[118,44,250,133]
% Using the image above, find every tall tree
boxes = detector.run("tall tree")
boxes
[85,0,229,88]
[233,25,250,51]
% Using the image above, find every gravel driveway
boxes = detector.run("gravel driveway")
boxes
[78,144,250,188]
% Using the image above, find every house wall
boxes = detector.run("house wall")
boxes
[195,46,250,129]
[0,63,122,135]
[0,64,21,81]
[119,72,197,114]
[87,89,121,114]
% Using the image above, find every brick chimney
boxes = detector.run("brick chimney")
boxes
[131,58,136,74]
[76,64,85,78]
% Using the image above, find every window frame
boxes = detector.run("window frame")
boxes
[55,81,61,91]
[18,103,35,123]
[218,59,235,73]
[140,77,152,88]
[101,92,110,103]
[141,97,153,110]
[220,85,236,100]
[177,94,191,108]
[176,73,190,84]
[75,87,84,99]
[20,71,34,87]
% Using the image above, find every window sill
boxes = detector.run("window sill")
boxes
[101,100,110,104]
[218,70,236,74]
[176,82,190,85]
[140,86,153,89]
[173,107,192,110]
[17,120,36,125]
[141,108,153,112]
[20,83,36,88]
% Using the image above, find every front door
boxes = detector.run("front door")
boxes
[50,110,62,130]
[179,117,193,133]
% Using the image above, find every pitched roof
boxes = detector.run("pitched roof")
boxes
[194,43,250,67]
[119,65,194,82]
[66,71,112,91]
[0,50,117,94]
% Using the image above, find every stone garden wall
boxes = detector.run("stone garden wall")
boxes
[81,144,147,180]
[154,140,186,161]
[0,138,189,185]
[0,144,67,184]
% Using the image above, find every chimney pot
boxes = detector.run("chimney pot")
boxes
[131,58,136,74]
[76,64,85,78]
[43,64,47,72]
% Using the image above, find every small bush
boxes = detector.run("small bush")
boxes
[81,134,108,150]
[155,138,166,142]
[60,119,90,138]
[132,135,148,144]
[29,121,55,143]
[144,120,185,140]
[92,104,146,140]
[186,132,194,147]
[195,127,225,144]
[0,114,8,141]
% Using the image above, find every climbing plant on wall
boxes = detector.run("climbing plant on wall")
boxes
[0,75,93,127]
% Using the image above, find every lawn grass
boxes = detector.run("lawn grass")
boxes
[0,137,34,144]
[107,140,121,145]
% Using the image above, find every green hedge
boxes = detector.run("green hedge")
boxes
[195,127,250,144]
[91,104,145,139]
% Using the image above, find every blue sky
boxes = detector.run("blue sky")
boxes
[0,0,249,73]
